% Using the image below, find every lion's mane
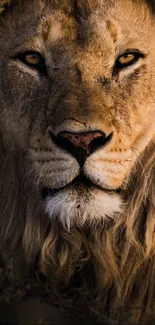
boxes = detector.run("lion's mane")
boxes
[0,132,155,324]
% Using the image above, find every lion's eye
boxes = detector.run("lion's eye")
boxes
[113,50,145,77]
[15,51,47,74]
[118,53,136,66]
[23,52,42,66]
[116,51,144,70]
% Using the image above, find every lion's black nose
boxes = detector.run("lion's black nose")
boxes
[50,130,113,166]
[59,131,104,150]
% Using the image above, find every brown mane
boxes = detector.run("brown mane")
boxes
[0,130,155,323]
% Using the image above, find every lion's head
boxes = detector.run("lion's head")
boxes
[0,0,155,323]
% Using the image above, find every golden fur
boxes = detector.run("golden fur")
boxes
[0,0,155,323]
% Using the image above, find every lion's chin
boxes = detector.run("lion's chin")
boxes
[43,178,123,230]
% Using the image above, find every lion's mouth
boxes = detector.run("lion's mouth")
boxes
[42,174,121,199]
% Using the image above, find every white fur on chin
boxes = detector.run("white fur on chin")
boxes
[45,187,123,230]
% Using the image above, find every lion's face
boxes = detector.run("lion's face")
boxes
[0,0,155,228]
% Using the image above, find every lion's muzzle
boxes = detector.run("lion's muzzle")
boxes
[49,129,113,167]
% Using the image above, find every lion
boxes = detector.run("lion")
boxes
[0,0,155,323]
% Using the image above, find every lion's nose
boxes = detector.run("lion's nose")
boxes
[50,130,113,166]
[59,131,104,150]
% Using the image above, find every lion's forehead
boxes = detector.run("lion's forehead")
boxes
[39,0,153,49]
[11,0,151,86]
[7,0,153,53]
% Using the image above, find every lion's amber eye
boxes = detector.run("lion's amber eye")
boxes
[113,50,144,77]
[24,52,42,66]
[119,53,135,66]
[15,51,46,74]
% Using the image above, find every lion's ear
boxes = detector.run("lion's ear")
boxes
[0,0,12,14]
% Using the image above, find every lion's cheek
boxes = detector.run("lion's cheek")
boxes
[84,155,132,190]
